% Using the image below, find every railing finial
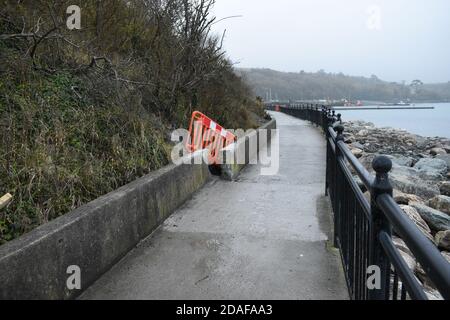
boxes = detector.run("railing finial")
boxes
[335,124,344,135]
[372,155,393,197]
[372,156,393,177]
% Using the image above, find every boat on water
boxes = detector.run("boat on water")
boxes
[382,100,411,106]
[393,101,411,106]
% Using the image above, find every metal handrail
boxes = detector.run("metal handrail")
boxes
[337,139,374,190]
[270,102,450,300]
[378,194,450,299]
[379,231,428,300]
[337,156,371,217]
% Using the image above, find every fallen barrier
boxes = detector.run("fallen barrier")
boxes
[186,111,237,165]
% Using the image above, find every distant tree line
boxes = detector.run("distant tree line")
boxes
[238,68,450,103]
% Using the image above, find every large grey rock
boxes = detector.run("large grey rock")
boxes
[430,148,447,156]
[350,142,365,150]
[436,154,450,168]
[428,195,450,215]
[397,158,445,182]
[399,250,416,272]
[390,172,440,200]
[415,135,429,149]
[388,162,442,199]
[392,236,412,256]
[393,189,424,205]
[359,153,376,173]
[391,164,419,177]
[424,286,444,300]
[351,148,364,159]
[440,182,450,197]
[435,230,450,251]
[414,158,448,175]
[417,169,445,181]
[391,237,416,273]
[343,133,355,144]
[357,129,369,136]
[399,205,433,242]
[387,154,414,167]
[410,202,450,231]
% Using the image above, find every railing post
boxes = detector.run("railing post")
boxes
[325,107,336,189]
[333,124,345,248]
[324,107,330,196]
[327,109,334,128]
[369,156,394,300]
[322,106,328,132]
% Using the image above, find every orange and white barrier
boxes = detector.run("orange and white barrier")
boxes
[186,111,237,165]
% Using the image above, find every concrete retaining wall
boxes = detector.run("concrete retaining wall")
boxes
[221,118,277,180]
[0,118,276,300]
[0,153,210,300]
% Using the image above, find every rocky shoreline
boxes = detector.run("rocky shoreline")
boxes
[342,120,450,300]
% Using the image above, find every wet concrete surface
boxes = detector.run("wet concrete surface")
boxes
[80,112,349,300]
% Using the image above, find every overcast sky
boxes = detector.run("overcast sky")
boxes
[211,0,450,83]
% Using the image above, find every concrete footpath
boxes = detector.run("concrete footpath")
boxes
[80,112,349,300]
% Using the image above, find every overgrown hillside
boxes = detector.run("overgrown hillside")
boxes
[0,0,264,244]
[239,68,450,103]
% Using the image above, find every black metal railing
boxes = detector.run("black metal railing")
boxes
[267,102,450,300]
